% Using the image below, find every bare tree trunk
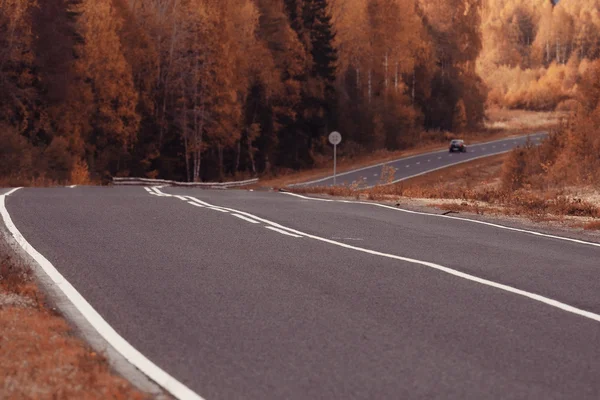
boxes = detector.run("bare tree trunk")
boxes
[394,62,399,92]
[384,53,388,91]
[248,147,257,175]
[412,69,416,105]
[183,106,190,182]
[159,1,180,146]
[217,145,224,181]
[235,141,241,173]
[368,69,372,103]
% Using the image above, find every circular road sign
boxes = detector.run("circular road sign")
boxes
[329,131,342,146]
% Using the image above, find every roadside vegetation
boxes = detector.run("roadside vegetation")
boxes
[0,249,147,399]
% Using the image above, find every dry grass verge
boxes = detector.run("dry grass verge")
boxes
[0,252,148,399]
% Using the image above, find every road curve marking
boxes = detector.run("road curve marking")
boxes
[266,226,303,238]
[233,214,260,224]
[282,192,600,250]
[0,189,205,400]
[4,187,22,196]
[150,187,600,324]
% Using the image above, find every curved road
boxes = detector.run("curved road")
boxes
[1,185,599,399]
[295,132,547,188]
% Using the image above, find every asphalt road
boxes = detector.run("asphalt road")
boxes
[3,185,600,399]
[295,133,548,188]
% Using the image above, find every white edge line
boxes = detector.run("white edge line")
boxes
[232,214,260,224]
[281,192,600,249]
[265,226,302,238]
[151,188,600,323]
[0,192,204,400]
[5,187,22,196]
[292,133,546,186]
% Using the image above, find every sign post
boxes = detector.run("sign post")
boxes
[328,131,342,185]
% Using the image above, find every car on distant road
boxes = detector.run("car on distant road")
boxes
[449,139,467,153]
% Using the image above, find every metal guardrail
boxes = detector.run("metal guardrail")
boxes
[112,177,258,188]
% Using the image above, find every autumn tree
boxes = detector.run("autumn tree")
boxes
[68,0,140,180]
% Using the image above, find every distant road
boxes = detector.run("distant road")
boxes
[3,183,600,399]
[294,132,548,188]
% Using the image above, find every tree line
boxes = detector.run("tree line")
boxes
[480,0,600,110]
[0,0,492,183]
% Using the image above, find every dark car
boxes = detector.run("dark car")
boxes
[449,139,467,153]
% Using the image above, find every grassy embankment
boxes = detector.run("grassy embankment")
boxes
[0,248,148,399]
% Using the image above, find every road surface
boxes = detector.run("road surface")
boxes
[295,132,548,188]
[2,185,600,399]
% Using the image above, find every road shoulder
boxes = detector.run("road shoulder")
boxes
[0,195,167,399]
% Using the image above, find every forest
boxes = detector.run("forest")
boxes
[0,0,598,184]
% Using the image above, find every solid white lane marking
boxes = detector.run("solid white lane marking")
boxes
[266,226,303,238]
[175,195,188,201]
[188,202,205,208]
[5,187,22,197]
[0,192,204,400]
[208,207,229,213]
[69,185,77,188]
[282,192,600,249]
[150,187,174,197]
[185,197,232,213]
[233,214,260,224]
[150,188,600,324]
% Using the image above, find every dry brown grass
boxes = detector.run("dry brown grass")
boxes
[484,108,567,133]
[583,221,600,231]
[0,253,148,400]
